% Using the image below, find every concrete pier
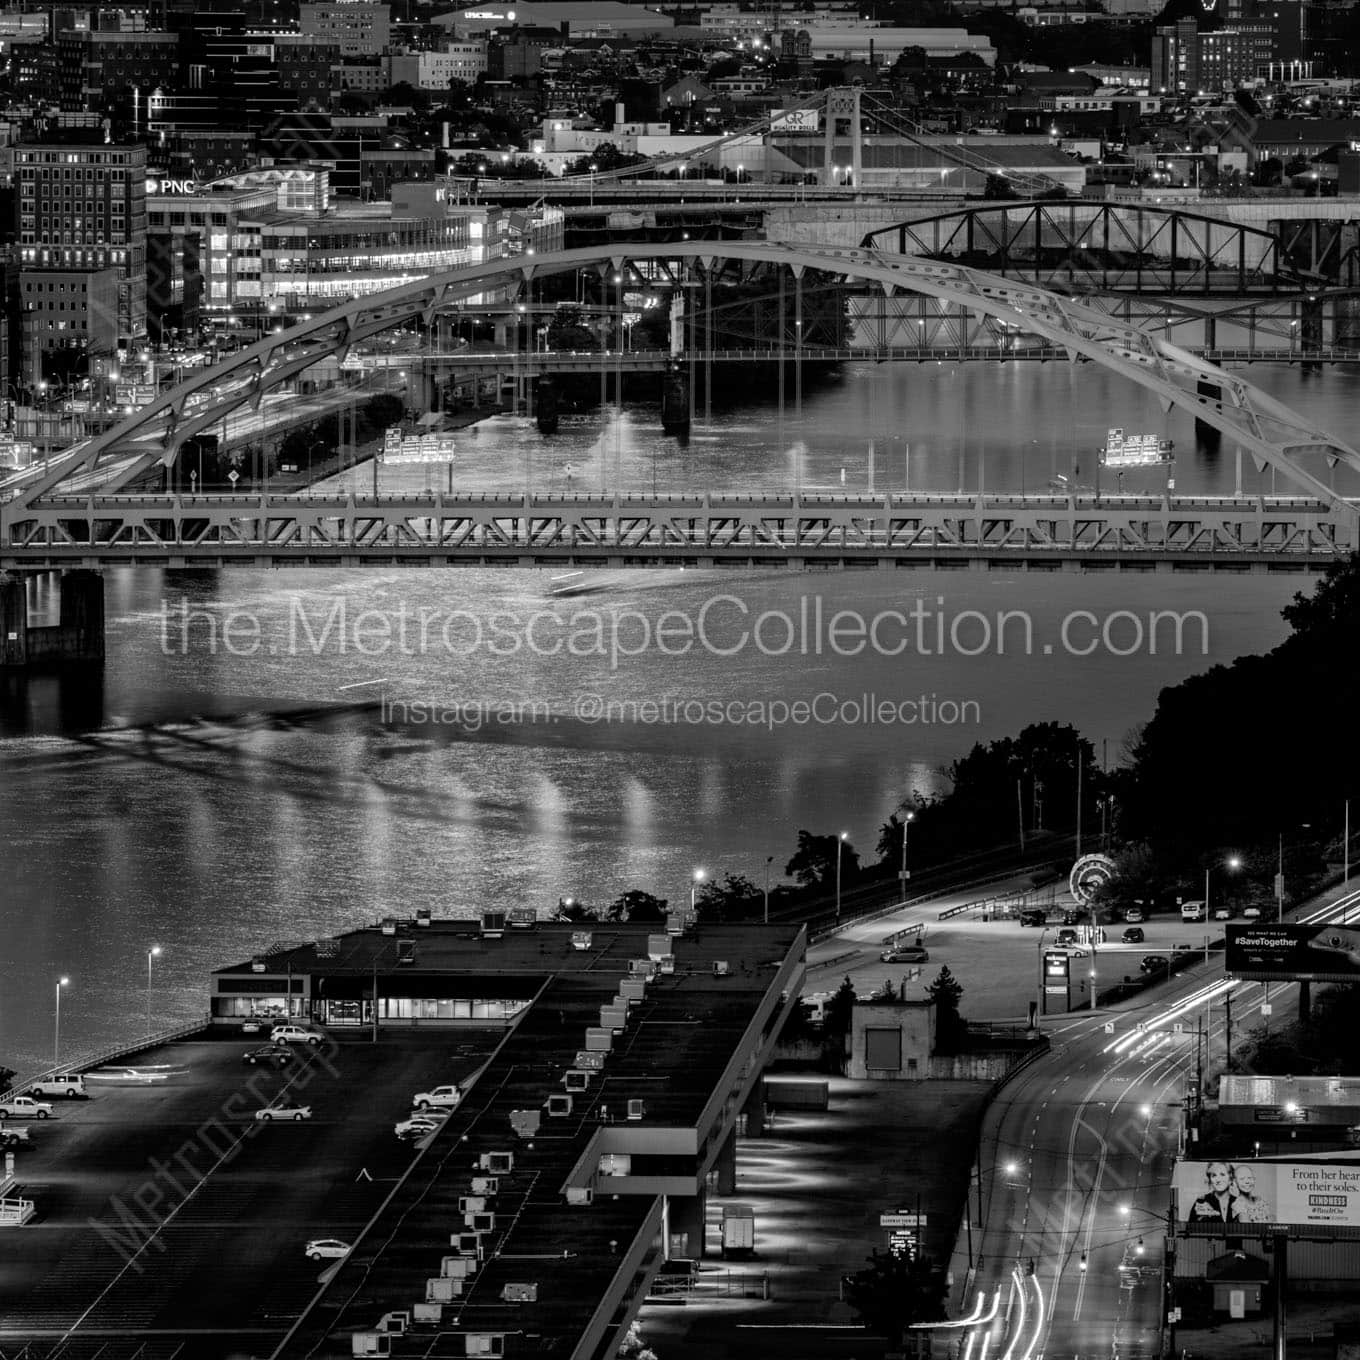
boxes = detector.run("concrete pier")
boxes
[0,570,105,670]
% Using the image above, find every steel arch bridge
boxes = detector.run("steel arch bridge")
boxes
[2,241,1358,566]
[862,200,1297,294]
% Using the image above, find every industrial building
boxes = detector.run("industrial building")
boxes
[211,914,806,1359]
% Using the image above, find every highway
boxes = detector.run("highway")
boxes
[950,886,1360,1360]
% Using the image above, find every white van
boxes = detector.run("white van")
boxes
[29,1073,86,1099]
[1180,900,1206,923]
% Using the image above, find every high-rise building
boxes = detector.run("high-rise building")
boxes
[299,2,391,56]
[14,140,148,377]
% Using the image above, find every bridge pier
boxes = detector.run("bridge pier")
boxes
[0,570,105,670]
[661,363,690,435]
[1195,379,1222,446]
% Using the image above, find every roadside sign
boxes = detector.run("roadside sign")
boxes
[1104,1022,1115,1034]
[880,1212,927,1228]
[1261,1004,1272,1015]
[227,469,239,485]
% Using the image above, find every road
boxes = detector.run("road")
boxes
[945,885,1360,1360]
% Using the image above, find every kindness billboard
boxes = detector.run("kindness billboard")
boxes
[1173,1160,1360,1231]
[1225,923,1360,983]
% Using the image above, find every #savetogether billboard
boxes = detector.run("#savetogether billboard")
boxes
[1226,923,1360,983]
[1173,1160,1360,1231]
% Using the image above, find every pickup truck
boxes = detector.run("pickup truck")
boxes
[412,1084,461,1112]
[0,1125,32,1148]
[0,1095,54,1120]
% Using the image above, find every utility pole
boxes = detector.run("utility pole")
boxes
[1225,990,1233,1072]
[1017,778,1026,852]
[1075,749,1083,856]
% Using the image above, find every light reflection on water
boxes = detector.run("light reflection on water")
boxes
[0,358,1345,1073]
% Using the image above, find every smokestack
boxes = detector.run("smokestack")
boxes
[614,101,625,128]
[442,121,450,148]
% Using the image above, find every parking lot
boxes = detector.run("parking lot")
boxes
[805,883,1234,1021]
[0,1026,502,1353]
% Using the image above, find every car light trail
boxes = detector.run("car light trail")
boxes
[1024,1269,1046,1360]
[999,1269,1026,1360]
[910,1288,998,1329]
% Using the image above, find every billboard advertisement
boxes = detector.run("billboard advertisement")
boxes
[1225,923,1360,983]
[1173,1160,1360,1231]
[772,108,819,133]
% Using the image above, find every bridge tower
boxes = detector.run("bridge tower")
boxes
[821,87,863,188]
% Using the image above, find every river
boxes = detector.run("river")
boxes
[0,360,1347,1074]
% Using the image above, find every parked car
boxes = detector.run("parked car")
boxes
[305,1238,351,1261]
[1122,927,1145,944]
[0,1126,33,1148]
[1019,909,1047,927]
[28,1074,87,1099]
[1140,955,1170,974]
[1124,907,1146,924]
[395,1115,441,1141]
[270,1025,324,1047]
[412,1084,462,1112]
[1213,907,1233,921]
[0,1095,53,1120]
[255,1099,312,1122]
[1180,901,1206,923]
[242,1045,293,1067]
[1056,928,1080,946]
[1243,906,1263,919]
[1173,942,1195,954]
[241,1018,264,1035]
[880,945,929,964]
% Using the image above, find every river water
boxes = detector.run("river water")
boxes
[0,360,1349,1074]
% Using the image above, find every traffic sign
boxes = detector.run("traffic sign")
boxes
[880,1212,927,1228]
[227,469,239,485]
[1104,1022,1115,1034]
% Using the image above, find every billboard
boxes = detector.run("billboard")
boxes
[380,428,457,464]
[1173,1159,1360,1231]
[772,108,819,133]
[1226,923,1360,983]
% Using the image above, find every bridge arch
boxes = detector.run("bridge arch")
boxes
[862,200,1292,294]
[10,241,1358,514]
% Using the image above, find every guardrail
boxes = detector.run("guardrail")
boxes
[937,882,1059,922]
[5,1013,211,1098]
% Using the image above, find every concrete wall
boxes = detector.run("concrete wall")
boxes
[0,571,104,669]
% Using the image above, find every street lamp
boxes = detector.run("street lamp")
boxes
[146,945,162,1036]
[763,855,774,925]
[900,810,916,890]
[835,831,849,923]
[690,869,706,911]
[54,976,69,1068]
[589,162,598,208]
[1205,854,1242,917]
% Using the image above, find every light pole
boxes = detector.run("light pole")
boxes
[763,855,774,925]
[1034,928,1050,1021]
[1205,854,1242,917]
[690,868,706,912]
[588,162,597,208]
[146,945,161,1035]
[899,810,915,892]
[54,976,69,1068]
[835,831,848,924]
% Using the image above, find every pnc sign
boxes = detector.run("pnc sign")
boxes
[146,177,198,196]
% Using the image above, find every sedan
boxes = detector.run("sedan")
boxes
[1122,927,1145,944]
[304,1238,351,1261]
[880,947,929,964]
[255,1101,313,1122]
[242,1045,293,1067]
[1140,955,1170,973]
[395,1115,441,1141]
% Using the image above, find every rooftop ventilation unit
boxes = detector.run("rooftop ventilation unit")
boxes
[627,1099,644,1121]
[480,910,507,939]
[442,1256,476,1279]
[415,909,432,928]
[467,1211,495,1232]
[600,1004,626,1031]
[564,1069,590,1092]
[629,959,657,979]
[571,931,593,951]
[426,1277,461,1303]
[381,918,398,936]
[575,1050,605,1071]
[546,1093,573,1117]
[396,939,416,966]
[584,1027,613,1052]
[464,1338,506,1358]
[351,1335,391,1357]
[565,1185,593,1206]
[713,960,730,976]
[412,1302,443,1324]
[502,1282,538,1302]
[509,908,536,929]
[250,956,266,973]
[657,955,675,975]
[374,1312,409,1334]
[451,1232,484,1255]
[470,1176,498,1196]
[647,933,671,960]
[478,1152,514,1173]
[619,977,646,1001]
[509,1109,541,1138]
[458,1196,486,1215]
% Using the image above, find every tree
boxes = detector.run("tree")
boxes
[554,899,598,923]
[545,305,599,352]
[824,975,857,1046]
[785,830,860,888]
[607,889,668,923]
[927,965,966,1054]
[842,1247,948,1343]
[695,872,762,923]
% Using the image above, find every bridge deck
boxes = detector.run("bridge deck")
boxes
[3,491,1350,569]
